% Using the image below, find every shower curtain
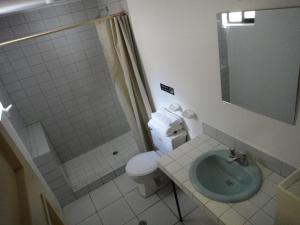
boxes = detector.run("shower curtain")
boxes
[95,14,152,152]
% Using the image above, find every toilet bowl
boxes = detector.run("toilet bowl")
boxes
[126,151,168,197]
[126,130,187,197]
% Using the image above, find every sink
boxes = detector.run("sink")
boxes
[189,150,262,203]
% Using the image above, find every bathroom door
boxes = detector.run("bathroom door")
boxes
[0,129,65,225]
[0,143,26,225]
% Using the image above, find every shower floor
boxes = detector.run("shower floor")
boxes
[64,132,139,191]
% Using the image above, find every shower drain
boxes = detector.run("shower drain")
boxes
[112,151,118,155]
[139,221,147,225]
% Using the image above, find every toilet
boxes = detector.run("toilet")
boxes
[126,128,187,197]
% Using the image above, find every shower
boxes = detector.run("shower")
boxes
[0,0,147,206]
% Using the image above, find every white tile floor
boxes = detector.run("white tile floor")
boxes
[64,132,139,191]
[63,174,217,225]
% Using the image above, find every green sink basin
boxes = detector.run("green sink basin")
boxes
[189,150,262,203]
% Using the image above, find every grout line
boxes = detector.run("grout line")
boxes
[112,179,137,216]
[159,186,187,221]
[108,178,138,225]
[245,197,275,225]
[122,187,161,217]
[71,194,98,225]
[88,192,98,212]
[74,211,102,225]
[94,194,123,213]
[135,197,161,217]
[178,207,202,225]
[124,216,140,225]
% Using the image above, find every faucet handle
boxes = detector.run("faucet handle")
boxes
[229,148,236,158]
[240,153,249,166]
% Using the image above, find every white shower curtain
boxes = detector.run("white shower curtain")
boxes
[94,14,152,152]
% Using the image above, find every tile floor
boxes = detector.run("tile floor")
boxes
[63,173,218,225]
[64,132,139,191]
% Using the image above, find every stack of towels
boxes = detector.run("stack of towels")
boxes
[148,108,183,136]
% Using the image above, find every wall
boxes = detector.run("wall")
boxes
[126,0,300,167]
[0,0,129,162]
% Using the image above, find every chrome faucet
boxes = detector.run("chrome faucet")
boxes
[227,149,248,166]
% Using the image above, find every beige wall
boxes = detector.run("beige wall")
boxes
[126,0,300,167]
[0,113,63,225]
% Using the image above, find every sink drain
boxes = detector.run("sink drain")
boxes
[139,221,147,225]
[112,151,118,155]
[225,179,234,186]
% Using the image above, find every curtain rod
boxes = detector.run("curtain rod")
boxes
[0,11,126,47]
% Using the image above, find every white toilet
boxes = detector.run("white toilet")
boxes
[126,128,187,197]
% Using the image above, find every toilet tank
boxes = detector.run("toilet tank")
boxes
[151,129,187,155]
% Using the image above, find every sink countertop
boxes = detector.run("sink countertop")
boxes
[158,133,284,225]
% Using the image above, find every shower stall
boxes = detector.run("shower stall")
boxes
[0,0,139,206]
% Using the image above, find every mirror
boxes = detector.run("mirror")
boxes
[217,7,300,124]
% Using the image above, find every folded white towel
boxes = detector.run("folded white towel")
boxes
[151,108,183,128]
[148,118,182,136]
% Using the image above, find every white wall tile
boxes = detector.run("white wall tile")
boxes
[29,21,46,33]
[0,3,131,209]
[24,10,42,22]
[7,14,27,26]
[39,7,58,19]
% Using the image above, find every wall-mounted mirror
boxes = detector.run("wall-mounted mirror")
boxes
[217,7,300,124]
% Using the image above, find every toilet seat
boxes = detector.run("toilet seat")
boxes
[126,151,160,177]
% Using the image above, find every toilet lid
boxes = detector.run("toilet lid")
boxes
[126,151,160,177]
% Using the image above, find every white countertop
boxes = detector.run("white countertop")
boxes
[158,134,283,225]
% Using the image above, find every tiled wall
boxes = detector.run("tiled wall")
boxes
[0,0,130,162]
[0,82,32,153]
[0,0,128,43]
[97,0,128,15]
[32,133,74,206]
[202,123,296,177]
